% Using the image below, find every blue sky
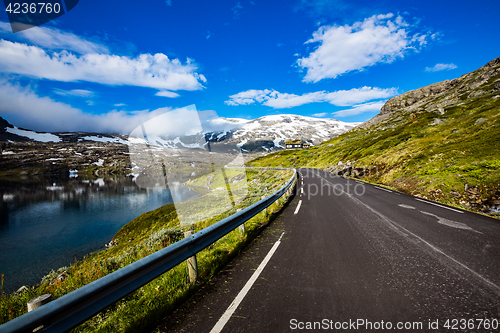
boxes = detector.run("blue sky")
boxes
[0,0,499,134]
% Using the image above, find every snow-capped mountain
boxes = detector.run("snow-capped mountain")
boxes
[203,114,360,152]
[1,114,359,152]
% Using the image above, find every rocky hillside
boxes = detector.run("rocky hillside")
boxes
[250,56,500,216]
[362,57,500,128]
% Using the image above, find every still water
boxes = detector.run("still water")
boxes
[0,175,198,293]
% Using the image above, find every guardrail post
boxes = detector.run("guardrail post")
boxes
[236,209,246,235]
[261,195,268,214]
[27,294,51,312]
[183,231,198,285]
[27,294,52,332]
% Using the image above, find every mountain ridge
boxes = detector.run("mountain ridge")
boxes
[0,114,359,152]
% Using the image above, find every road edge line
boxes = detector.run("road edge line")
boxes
[209,232,285,333]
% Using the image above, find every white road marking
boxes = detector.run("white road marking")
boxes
[398,204,416,209]
[420,211,480,233]
[294,200,302,214]
[301,187,304,194]
[415,198,464,214]
[375,186,393,193]
[210,233,285,333]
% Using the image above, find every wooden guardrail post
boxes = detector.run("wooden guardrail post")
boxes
[183,231,198,285]
[237,209,246,235]
[27,294,52,332]
[27,294,51,312]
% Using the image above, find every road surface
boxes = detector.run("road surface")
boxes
[157,168,500,332]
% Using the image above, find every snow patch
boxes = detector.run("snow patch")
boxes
[6,127,61,143]
[80,136,129,145]
[93,159,104,166]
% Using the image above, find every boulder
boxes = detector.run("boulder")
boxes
[16,285,29,294]
[474,118,488,125]
[430,118,444,126]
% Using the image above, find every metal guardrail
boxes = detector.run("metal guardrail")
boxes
[0,169,297,333]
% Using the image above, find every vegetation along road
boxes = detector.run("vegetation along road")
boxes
[157,168,500,333]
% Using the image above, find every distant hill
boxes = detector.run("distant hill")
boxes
[0,114,358,152]
[250,56,500,216]
[0,117,129,144]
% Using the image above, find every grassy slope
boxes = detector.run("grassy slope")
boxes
[0,169,293,332]
[250,84,500,216]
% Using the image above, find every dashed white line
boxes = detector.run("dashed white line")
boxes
[415,198,464,214]
[294,200,302,215]
[301,187,304,194]
[209,233,285,333]
[375,186,393,193]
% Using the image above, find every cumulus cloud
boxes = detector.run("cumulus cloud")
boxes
[0,21,109,54]
[425,63,457,72]
[155,90,180,98]
[0,80,175,133]
[332,101,385,117]
[0,81,239,135]
[297,13,431,82]
[0,40,206,91]
[225,86,397,109]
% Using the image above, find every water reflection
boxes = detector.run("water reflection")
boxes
[0,175,198,293]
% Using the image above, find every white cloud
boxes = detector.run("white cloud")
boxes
[312,112,328,117]
[0,81,239,135]
[225,86,397,109]
[323,87,397,106]
[155,90,180,98]
[297,14,431,82]
[332,101,385,117]
[0,40,206,91]
[0,21,109,54]
[232,2,243,18]
[0,80,175,133]
[114,103,126,107]
[425,63,457,72]
[53,89,94,97]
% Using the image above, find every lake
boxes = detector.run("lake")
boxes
[0,175,198,293]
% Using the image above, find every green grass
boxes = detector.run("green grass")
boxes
[0,169,294,332]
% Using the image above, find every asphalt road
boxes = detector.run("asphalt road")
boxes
[157,168,500,333]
